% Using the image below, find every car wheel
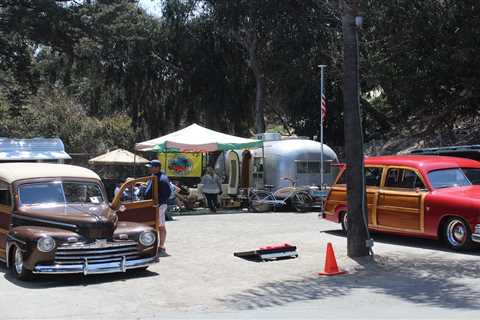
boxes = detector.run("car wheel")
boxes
[290,191,313,213]
[443,217,472,251]
[10,245,33,281]
[340,212,348,234]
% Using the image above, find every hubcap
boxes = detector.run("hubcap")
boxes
[447,219,467,247]
[14,248,23,275]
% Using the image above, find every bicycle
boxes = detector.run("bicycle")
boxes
[248,177,314,213]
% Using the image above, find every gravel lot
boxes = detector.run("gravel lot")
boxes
[1,211,480,319]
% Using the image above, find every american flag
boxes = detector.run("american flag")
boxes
[321,93,327,123]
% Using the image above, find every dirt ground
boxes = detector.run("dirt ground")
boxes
[1,211,480,319]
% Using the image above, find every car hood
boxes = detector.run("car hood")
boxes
[431,185,480,206]
[431,185,480,201]
[15,203,116,240]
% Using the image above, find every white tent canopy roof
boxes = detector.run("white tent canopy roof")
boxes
[135,123,262,152]
[88,149,149,165]
[0,138,71,161]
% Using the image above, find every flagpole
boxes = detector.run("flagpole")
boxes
[319,65,326,190]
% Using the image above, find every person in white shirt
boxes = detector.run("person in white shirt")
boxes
[201,167,222,212]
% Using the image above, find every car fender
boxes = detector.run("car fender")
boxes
[6,226,82,269]
[334,205,348,223]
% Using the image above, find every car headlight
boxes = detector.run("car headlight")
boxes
[139,231,156,247]
[37,236,56,252]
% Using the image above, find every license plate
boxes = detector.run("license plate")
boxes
[95,239,108,247]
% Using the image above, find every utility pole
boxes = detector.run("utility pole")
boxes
[341,0,370,257]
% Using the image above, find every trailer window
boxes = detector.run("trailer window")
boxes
[252,157,264,182]
[296,161,328,174]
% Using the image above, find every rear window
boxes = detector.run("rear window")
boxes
[365,167,383,187]
[335,167,382,186]
[336,170,346,184]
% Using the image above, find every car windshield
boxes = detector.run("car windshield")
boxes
[428,168,480,189]
[18,181,104,206]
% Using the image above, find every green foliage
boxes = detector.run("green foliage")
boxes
[363,0,480,119]
[0,88,136,154]
[1,0,479,155]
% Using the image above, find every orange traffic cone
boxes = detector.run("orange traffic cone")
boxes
[319,242,347,276]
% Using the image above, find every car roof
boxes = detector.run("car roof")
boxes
[0,162,101,184]
[365,155,480,172]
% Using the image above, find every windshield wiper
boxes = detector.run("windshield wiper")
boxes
[435,185,453,189]
[435,183,468,189]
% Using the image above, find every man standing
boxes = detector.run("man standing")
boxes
[144,160,171,256]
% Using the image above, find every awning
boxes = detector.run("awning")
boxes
[135,123,262,152]
[88,149,149,165]
[0,138,71,161]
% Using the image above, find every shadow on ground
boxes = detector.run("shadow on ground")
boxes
[0,263,158,289]
[324,229,480,256]
[219,255,480,311]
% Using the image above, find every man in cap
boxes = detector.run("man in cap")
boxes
[144,160,171,256]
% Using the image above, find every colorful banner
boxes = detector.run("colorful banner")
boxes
[157,153,202,177]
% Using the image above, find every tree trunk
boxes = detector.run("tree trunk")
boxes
[342,0,369,257]
[241,30,266,134]
[255,73,266,133]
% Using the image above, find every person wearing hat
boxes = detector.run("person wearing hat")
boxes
[144,159,171,256]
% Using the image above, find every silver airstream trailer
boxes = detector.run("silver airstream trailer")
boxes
[215,134,339,194]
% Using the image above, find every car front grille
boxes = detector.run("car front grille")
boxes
[54,241,141,265]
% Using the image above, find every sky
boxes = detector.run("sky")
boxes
[138,0,162,16]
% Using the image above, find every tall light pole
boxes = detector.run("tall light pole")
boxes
[319,64,326,190]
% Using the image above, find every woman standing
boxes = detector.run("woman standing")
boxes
[201,167,222,212]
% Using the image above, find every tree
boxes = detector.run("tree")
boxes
[341,0,369,257]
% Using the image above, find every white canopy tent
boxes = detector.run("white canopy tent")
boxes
[135,123,262,152]
[88,148,149,165]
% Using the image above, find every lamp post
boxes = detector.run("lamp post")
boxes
[319,64,326,190]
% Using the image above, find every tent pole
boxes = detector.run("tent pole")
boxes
[133,152,137,178]
[261,144,266,188]
[223,151,227,183]
[163,152,167,174]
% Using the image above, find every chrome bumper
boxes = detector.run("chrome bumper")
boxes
[472,225,480,243]
[33,256,158,275]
